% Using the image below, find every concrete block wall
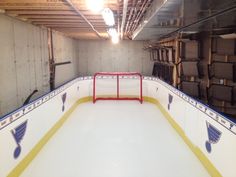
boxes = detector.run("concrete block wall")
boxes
[53,31,79,87]
[77,40,153,76]
[0,14,50,117]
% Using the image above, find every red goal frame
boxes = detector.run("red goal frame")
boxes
[93,72,143,103]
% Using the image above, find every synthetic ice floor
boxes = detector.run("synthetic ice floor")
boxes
[21,101,210,177]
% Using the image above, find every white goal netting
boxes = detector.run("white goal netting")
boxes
[93,73,142,103]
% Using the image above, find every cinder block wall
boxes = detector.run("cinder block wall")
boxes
[77,40,153,76]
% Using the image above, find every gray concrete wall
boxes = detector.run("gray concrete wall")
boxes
[53,31,78,87]
[0,14,152,117]
[0,14,49,116]
[77,40,153,76]
[0,15,79,117]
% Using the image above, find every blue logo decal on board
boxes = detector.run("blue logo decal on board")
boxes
[61,93,67,112]
[11,120,28,159]
[205,121,222,153]
[168,94,173,110]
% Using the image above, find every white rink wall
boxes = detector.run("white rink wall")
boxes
[144,77,236,177]
[0,78,84,177]
[0,76,236,177]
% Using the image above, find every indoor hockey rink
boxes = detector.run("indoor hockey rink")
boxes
[1,1,236,176]
[1,74,235,177]
[20,101,209,177]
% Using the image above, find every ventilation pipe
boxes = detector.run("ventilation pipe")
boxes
[121,0,129,39]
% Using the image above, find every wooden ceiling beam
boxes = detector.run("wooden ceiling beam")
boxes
[6,9,107,16]
[33,22,105,26]
[0,2,70,10]
[0,6,71,10]
[1,0,123,40]
[17,15,79,18]
[0,4,118,11]
[6,10,77,15]
[17,14,104,20]
[36,23,106,27]
[29,18,104,22]
[0,0,66,3]
[51,27,107,30]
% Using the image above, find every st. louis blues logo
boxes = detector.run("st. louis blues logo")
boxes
[205,121,222,153]
[11,120,28,159]
[61,93,67,112]
[168,94,173,110]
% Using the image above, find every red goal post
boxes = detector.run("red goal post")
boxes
[93,72,143,103]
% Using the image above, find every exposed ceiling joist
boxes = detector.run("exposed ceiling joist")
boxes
[1,0,151,40]
[64,0,104,39]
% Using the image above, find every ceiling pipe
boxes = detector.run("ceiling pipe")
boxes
[117,0,120,36]
[126,0,143,36]
[120,0,129,39]
[124,0,137,35]
[129,0,151,35]
[65,0,103,39]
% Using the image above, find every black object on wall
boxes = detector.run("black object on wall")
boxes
[23,90,38,106]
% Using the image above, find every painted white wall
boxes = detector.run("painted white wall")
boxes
[0,14,50,117]
[77,40,153,76]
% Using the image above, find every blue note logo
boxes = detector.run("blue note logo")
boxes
[11,120,28,159]
[168,94,173,110]
[205,121,222,153]
[61,93,67,112]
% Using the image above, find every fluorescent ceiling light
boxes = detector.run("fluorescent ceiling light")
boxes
[220,33,236,39]
[107,28,117,37]
[112,35,119,44]
[180,31,198,34]
[102,8,115,26]
[86,0,104,13]
[108,28,119,44]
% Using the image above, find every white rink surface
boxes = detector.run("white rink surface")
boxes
[21,101,210,177]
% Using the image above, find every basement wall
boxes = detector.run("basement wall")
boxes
[52,31,78,87]
[0,14,79,117]
[77,40,153,76]
[0,14,49,117]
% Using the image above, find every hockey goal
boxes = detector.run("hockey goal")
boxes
[93,72,143,103]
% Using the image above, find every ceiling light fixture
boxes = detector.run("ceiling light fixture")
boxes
[112,35,119,44]
[108,28,119,44]
[86,0,104,13]
[102,8,115,26]
[220,33,236,39]
[108,28,118,37]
